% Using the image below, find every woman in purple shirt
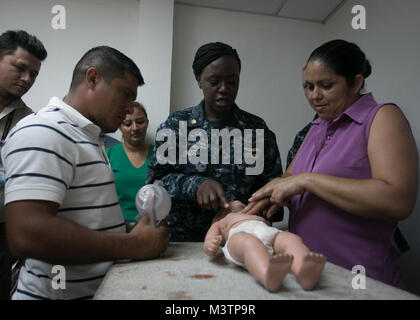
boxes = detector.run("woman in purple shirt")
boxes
[245,40,418,288]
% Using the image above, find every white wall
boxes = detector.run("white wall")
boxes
[0,0,140,110]
[171,4,324,167]
[0,0,174,142]
[136,0,174,144]
[324,0,420,296]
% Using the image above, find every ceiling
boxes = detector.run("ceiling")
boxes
[175,0,347,24]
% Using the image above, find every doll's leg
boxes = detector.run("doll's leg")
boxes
[273,232,326,290]
[227,232,293,292]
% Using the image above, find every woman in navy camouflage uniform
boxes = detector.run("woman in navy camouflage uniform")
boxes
[147,42,283,241]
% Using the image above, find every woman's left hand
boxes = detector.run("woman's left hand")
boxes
[249,174,308,206]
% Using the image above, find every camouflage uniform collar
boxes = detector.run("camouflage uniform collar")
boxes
[188,100,246,128]
[188,100,205,128]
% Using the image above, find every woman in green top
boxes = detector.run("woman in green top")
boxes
[106,102,153,224]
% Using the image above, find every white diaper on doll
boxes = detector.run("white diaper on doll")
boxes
[222,220,282,267]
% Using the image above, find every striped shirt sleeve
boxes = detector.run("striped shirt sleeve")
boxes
[2,118,75,205]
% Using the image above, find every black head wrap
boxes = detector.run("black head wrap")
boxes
[192,42,241,80]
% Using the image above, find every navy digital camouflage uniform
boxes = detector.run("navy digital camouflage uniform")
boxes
[286,114,410,252]
[286,120,313,169]
[147,100,283,241]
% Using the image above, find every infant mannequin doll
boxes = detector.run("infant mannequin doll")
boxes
[203,201,326,292]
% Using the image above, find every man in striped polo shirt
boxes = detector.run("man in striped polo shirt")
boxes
[2,46,169,300]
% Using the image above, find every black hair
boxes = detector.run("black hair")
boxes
[306,39,371,88]
[69,46,144,91]
[192,42,241,80]
[0,30,47,61]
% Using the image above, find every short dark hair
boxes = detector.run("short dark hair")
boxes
[306,39,372,89]
[0,30,47,61]
[69,46,145,91]
[192,42,241,80]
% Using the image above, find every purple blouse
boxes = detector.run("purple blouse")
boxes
[290,93,404,288]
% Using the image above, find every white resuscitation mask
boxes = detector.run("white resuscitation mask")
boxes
[135,181,171,227]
